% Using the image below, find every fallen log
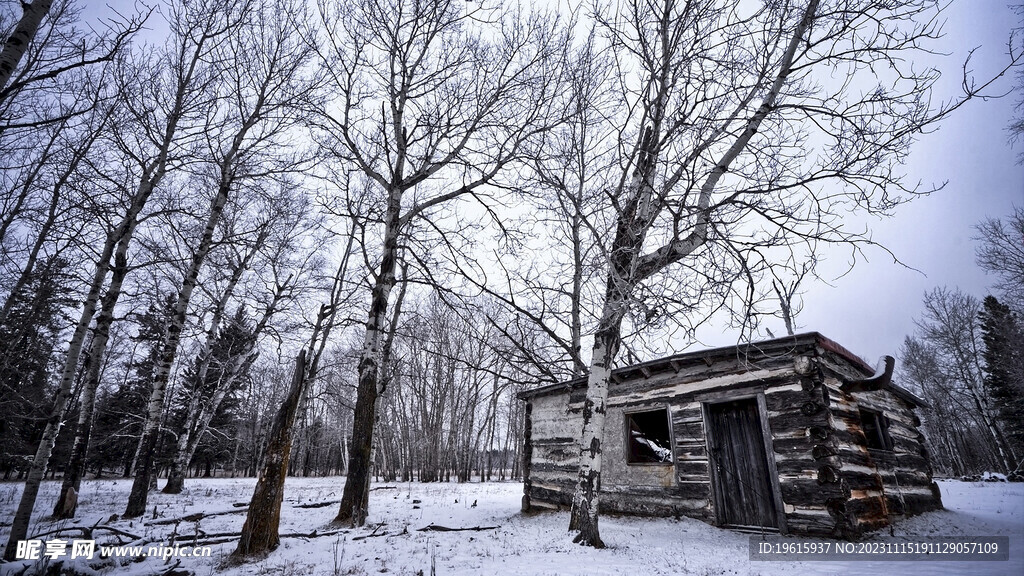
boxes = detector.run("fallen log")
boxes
[416,524,499,532]
[147,508,248,526]
[293,500,340,509]
[293,487,396,509]
[30,525,142,541]
[351,523,388,541]
[171,528,350,548]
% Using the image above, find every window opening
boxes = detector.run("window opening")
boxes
[859,408,893,451]
[626,408,672,463]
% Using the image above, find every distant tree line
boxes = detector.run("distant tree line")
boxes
[899,208,1024,479]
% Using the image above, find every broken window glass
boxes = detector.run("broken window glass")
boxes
[626,408,673,464]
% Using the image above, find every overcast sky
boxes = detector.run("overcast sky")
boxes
[77,0,1022,368]
[694,0,1024,365]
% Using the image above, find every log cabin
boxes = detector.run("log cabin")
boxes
[518,332,943,538]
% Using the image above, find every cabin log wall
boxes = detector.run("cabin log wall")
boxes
[520,334,942,538]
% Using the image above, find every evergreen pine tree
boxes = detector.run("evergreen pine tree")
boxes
[0,256,75,478]
[979,295,1024,477]
[88,295,174,477]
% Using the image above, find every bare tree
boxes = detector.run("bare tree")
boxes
[975,207,1024,309]
[233,348,309,556]
[0,0,54,94]
[770,256,817,337]
[233,213,360,558]
[900,335,978,476]
[311,0,566,525]
[0,0,138,109]
[557,0,1019,547]
[478,30,615,381]
[1,1,148,559]
[900,286,1023,476]
[125,0,318,515]
[162,184,323,493]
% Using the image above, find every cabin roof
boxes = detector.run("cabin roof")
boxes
[518,331,924,407]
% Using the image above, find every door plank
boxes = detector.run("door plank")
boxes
[707,399,779,528]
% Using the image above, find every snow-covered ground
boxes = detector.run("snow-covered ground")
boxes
[0,478,1020,575]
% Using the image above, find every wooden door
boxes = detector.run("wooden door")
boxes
[706,398,779,529]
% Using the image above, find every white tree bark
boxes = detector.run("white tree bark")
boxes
[568,0,821,547]
[164,273,289,494]
[2,119,175,558]
[0,0,54,97]
[125,171,239,515]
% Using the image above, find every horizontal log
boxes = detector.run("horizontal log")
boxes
[671,482,712,500]
[869,452,929,471]
[834,449,881,470]
[764,389,815,412]
[829,428,866,447]
[767,410,829,432]
[534,445,577,463]
[147,507,246,526]
[614,372,793,408]
[773,457,816,476]
[847,495,886,517]
[675,460,709,477]
[772,436,815,454]
[531,462,577,474]
[529,485,573,508]
[673,421,705,441]
[854,516,888,534]
[886,470,934,487]
[783,511,839,537]
[890,435,925,455]
[812,445,838,460]
[530,470,578,486]
[417,524,499,533]
[780,478,849,505]
[674,442,708,459]
[671,406,704,423]
[899,493,943,516]
[532,437,577,446]
[599,492,711,519]
[850,390,916,421]
[531,481,713,519]
[828,404,860,421]
[839,469,884,490]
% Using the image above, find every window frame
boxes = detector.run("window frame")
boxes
[859,407,894,452]
[623,405,675,466]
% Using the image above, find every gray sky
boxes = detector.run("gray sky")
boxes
[697,0,1024,365]
[76,0,1022,367]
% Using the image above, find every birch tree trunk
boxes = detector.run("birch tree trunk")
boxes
[165,280,289,494]
[567,0,820,547]
[335,197,402,523]
[52,225,133,518]
[125,170,236,516]
[127,0,312,506]
[569,262,630,547]
[0,0,54,97]
[2,146,169,559]
[163,244,259,493]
